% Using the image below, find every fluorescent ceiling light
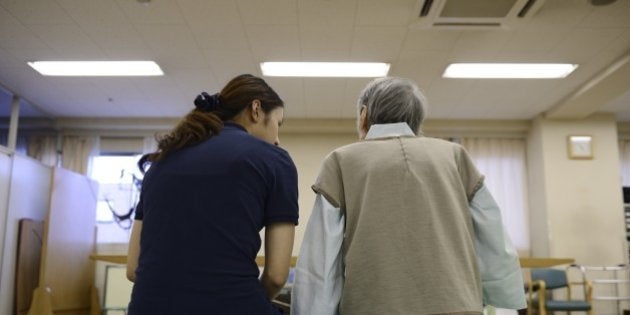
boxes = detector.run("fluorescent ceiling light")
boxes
[442,63,578,79]
[28,61,164,76]
[261,62,390,77]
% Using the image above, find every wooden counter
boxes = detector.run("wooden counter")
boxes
[519,257,575,268]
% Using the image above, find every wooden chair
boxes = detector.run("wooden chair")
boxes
[528,268,592,315]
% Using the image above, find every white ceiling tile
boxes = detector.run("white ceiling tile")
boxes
[502,30,571,54]
[102,47,154,60]
[298,0,357,26]
[448,30,513,61]
[203,49,259,83]
[300,50,352,61]
[3,47,60,64]
[0,0,72,25]
[606,29,630,53]
[135,24,197,51]
[246,25,300,60]
[0,4,17,25]
[579,0,630,28]
[170,68,221,100]
[465,80,560,118]
[403,29,462,51]
[155,49,207,70]
[128,77,188,116]
[56,0,128,25]
[425,79,478,118]
[115,0,186,24]
[57,0,145,51]
[0,21,50,49]
[82,24,146,50]
[391,50,451,88]
[355,0,416,26]
[300,24,352,59]
[192,28,251,51]
[135,24,206,67]
[548,28,625,62]
[237,0,297,25]
[177,0,242,25]
[189,21,249,50]
[179,0,249,50]
[27,24,105,58]
[524,0,591,32]
[491,51,564,63]
[0,48,23,67]
[351,26,407,60]
[88,78,146,103]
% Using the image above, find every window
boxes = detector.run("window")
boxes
[90,154,143,243]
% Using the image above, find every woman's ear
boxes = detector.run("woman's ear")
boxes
[249,100,262,123]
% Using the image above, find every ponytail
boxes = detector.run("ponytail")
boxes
[138,74,283,173]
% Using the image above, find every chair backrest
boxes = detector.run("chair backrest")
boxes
[531,268,568,290]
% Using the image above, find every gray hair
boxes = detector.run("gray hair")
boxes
[357,77,428,134]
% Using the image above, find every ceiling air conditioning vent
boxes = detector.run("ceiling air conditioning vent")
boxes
[411,0,546,30]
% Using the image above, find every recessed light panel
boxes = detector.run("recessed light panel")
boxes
[28,61,164,76]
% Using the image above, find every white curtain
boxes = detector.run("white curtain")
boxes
[27,135,59,167]
[61,135,100,175]
[460,138,530,252]
[620,140,630,187]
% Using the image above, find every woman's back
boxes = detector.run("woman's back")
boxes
[129,123,297,314]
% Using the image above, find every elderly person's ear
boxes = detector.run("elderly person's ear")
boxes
[358,105,369,139]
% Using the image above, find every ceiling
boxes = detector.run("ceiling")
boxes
[0,0,629,122]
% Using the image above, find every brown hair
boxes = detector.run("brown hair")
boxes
[138,74,283,172]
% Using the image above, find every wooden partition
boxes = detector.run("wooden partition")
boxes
[28,167,98,315]
[15,219,43,315]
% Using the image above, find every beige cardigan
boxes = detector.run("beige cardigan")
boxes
[313,135,484,315]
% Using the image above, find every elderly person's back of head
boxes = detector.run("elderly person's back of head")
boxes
[357,77,427,138]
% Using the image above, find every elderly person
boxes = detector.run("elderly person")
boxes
[292,77,526,314]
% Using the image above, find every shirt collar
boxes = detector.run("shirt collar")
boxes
[365,123,418,140]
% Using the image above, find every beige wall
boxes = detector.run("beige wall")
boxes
[261,132,358,256]
[527,114,626,265]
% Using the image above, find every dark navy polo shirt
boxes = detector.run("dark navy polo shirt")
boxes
[128,122,298,315]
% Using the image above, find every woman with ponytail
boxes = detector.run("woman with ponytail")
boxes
[126,74,298,314]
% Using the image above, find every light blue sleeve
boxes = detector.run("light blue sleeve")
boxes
[471,185,527,309]
[291,194,344,315]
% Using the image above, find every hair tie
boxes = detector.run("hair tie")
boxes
[194,92,220,112]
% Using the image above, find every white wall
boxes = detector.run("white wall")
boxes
[527,119,551,257]
[0,154,52,315]
[0,151,13,303]
[528,114,625,265]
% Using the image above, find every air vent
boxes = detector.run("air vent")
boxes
[411,0,546,30]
